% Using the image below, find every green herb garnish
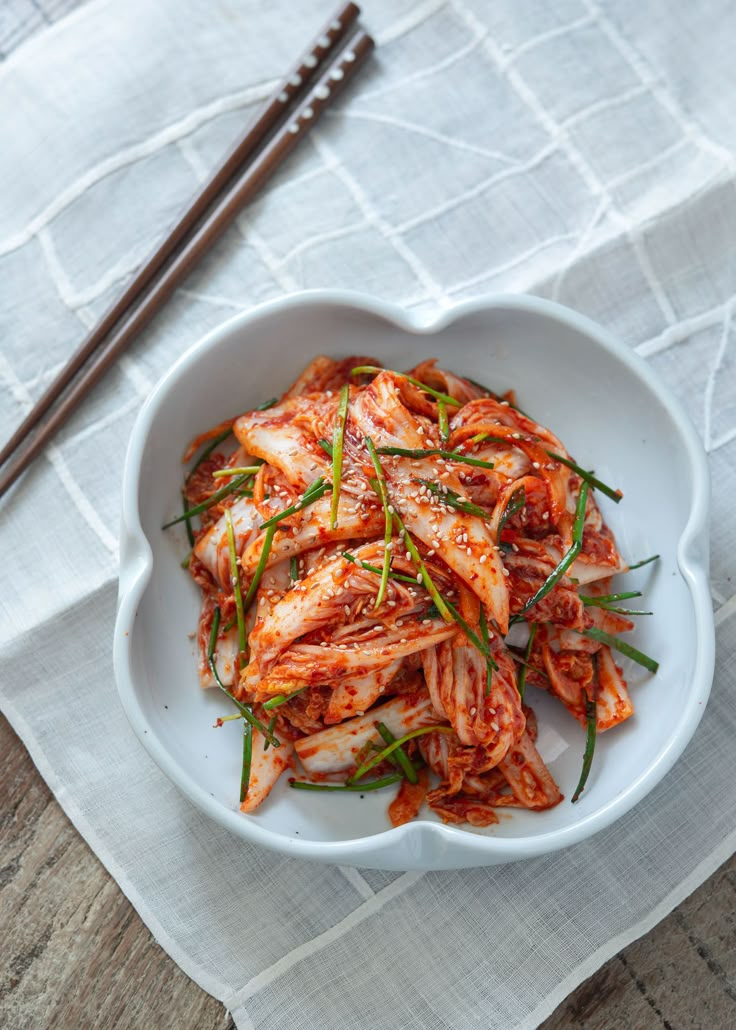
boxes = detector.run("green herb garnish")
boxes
[580,627,659,673]
[571,689,597,803]
[351,366,462,408]
[187,427,233,478]
[263,686,308,710]
[207,606,280,746]
[259,476,330,530]
[330,384,349,530]
[628,554,660,571]
[479,607,493,697]
[376,446,494,470]
[514,481,589,620]
[163,472,251,529]
[376,722,418,784]
[349,725,454,783]
[241,525,276,614]
[365,438,392,609]
[225,508,247,667]
[416,479,489,519]
[437,399,449,442]
[181,492,195,547]
[389,507,452,622]
[444,599,499,672]
[517,622,537,704]
[256,397,278,411]
[289,556,299,583]
[289,773,404,792]
[497,485,526,542]
[211,465,262,479]
[240,723,253,803]
[341,551,418,585]
[545,452,622,503]
[317,438,334,459]
[263,715,277,752]
[580,591,642,606]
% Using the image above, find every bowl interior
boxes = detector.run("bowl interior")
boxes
[124,299,703,852]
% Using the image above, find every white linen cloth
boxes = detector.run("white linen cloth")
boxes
[1,1,735,1026]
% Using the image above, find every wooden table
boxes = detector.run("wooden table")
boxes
[1,715,734,1028]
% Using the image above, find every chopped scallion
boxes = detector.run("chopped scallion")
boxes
[571,689,597,803]
[376,446,494,470]
[330,384,349,530]
[580,627,659,673]
[350,725,454,783]
[514,481,589,619]
[351,366,462,407]
[289,774,404,792]
[240,723,253,803]
[376,722,418,784]
[365,438,392,609]
[163,472,251,529]
[259,476,330,530]
[225,508,247,667]
[517,622,537,704]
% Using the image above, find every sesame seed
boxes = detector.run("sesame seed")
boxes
[502,568,510,577]
[400,638,408,644]
[491,721,499,731]
[417,573,423,583]
[543,512,550,520]
[479,554,487,564]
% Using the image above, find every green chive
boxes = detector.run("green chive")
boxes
[181,492,195,547]
[628,554,660,571]
[256,397,278,411]
[240,723,253,803]
[580,627,659,673]
[350,726,454,783]
[389,507,452,622]
[225,509,247,668]
[317,438,334,459]
[376,722,418,784]
[180,550,192,570]
[437,399,449,442]
[263,686,308,710]
[207,606,280,747]
[163,473,250,528]
[187,427,233,478]
[376,446,494,470]
[330,384,350,530]
[341,551,418,585]
[514,481,589,619]
[211,465,262,479]
[497,485,526,542]
[571,689,597,803]
[259,476,330,530]
[545,452,622,503]
[444,599,499,672]
[479,607,493,697]
[365,438,393,609]
[242,525,276,613]
[591,604,652,616]
[351,366,462,408]
[416,479,489,519]
[263,715,277,752]
[289,773,404,792]
[289,556,299,583]
[580,591,642,606]
[517,623,538,704]
[222,616,237,633]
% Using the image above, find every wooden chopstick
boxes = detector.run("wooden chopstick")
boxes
[0,1,361,477]
[0,29,374,500]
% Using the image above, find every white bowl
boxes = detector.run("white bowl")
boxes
[114,292,714,870]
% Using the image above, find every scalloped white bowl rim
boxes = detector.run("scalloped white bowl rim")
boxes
[113,290,714,868]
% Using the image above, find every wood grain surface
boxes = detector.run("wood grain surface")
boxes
[1,715,734,1029]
